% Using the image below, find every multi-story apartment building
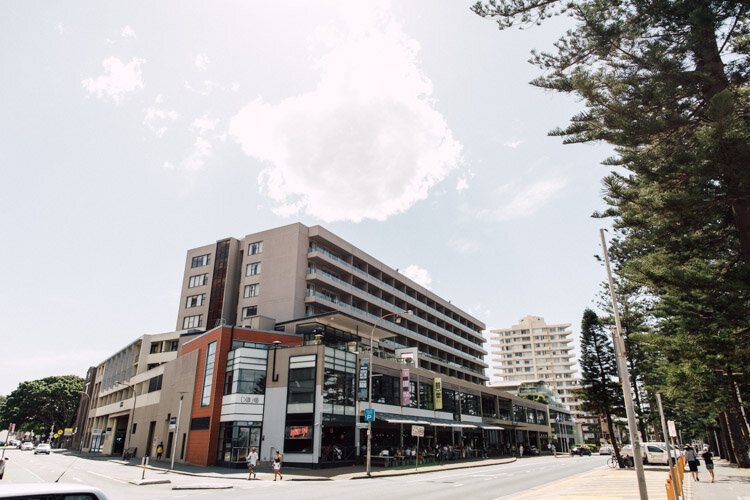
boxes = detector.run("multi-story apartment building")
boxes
[176,223,488,385]
[488,316,580,411]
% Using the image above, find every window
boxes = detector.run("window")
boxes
[188,274,207,288]
[419,382,434,410]
[186,294,206,308]
[148,374,163,393]
[168,340,179,352]
[244,284,259,298]
[246,262,261,276]
[242,306,258,318]
[149,343,161,354]
[191,254,210,268]
[183,315,202,329]
[248,241,263,255]
[235,368,266,395]
[461,392,480,416]
[200,342,217,407]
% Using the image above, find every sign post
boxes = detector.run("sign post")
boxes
[411,425,424,472]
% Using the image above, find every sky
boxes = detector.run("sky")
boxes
[0,1,616,396]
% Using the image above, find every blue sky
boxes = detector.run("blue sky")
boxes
[0,1,614,395]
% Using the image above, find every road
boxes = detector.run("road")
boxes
[0,448,609,499]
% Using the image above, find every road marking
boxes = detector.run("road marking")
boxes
[87,470,129,484]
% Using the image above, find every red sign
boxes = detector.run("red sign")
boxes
[288,426,311,439]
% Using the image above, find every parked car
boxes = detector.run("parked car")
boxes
[0,483,109,499]
[20,442,34,451]
[599,446,613,455]
[34,443,52,455]
[527,445,540,456]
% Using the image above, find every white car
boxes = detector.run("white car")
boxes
[620,442,678,465]
[0,483,109,499]
[20,442,34,451]
[34,443,52,454]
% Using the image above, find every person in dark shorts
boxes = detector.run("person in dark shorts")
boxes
[684,445,699,481]
[701,446,714,482]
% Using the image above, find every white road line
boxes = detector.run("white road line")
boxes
[86,470,129,484]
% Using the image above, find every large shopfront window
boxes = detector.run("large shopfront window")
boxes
[323,348,356,415]
[443,388,458,413]
[217,422,261,464]
[461,392,480,416]
[419,382,434,410]
[371,374,400,405]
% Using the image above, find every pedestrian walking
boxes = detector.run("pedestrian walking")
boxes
[246,447,258,480]
[701,446,714,483]
[273,450,283,481]
[156,442,164,461]
[685,445,700,481]
[519,444,524,457]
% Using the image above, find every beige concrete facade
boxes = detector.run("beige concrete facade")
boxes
[488,316,581,411]
[176,223,488,384]
[80,330,192,458]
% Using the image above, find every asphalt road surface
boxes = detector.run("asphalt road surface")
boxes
[0,448,609,499]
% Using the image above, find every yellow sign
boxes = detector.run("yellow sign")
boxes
[56,430,63,436]
[434,378,443,410]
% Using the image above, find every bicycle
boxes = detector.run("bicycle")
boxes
[607,456,618,468]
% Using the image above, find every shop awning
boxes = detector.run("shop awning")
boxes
[474,422,504,430]
[375,412,431,425]
[423,417,477,428]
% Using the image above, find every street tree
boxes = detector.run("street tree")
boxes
[0,376,84,437]
[575,308,626,467]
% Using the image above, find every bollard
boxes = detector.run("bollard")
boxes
[673,467,681,492]
[666,476,675,500]
[141,456,149,480]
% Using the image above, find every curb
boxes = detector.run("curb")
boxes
[348,457,518,480]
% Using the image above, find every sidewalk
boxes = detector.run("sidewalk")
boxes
[691,459,750,500]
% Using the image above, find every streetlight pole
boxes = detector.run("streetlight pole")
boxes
[169,393,185,471]
[600,229,648,499]
[366,309,412,477]
[117,381,137,453]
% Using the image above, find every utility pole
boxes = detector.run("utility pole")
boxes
[169,393,185,471]
[657,393,680,499]
[600,229,648,499]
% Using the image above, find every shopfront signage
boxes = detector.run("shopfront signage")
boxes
[434,378,443,410]
[358,358,369,401]
[411,425,424,437]
[401,369,410,406]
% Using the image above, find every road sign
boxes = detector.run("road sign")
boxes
[169,416,177,430]
[356,422,368,429]
[56,429,63,436]
[364,409,375,422]
[667,420,677,438]
[411,425,424,437]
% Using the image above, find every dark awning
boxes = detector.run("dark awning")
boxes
[422,416,477,428]
[474,422,504,430]
[375,412,431,425]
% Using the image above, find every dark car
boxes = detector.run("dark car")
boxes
[572,445,592,456]
[527,445,540,456]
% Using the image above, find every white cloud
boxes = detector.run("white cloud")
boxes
[195,53,210,71]
[456,177,469,192]
[448,236,481,254]
[82,57,145,104]
[229,7,462,223]
[143,105,179,137]
[504,140,522,149]
[162,161,175,170]
[121,25,136,38]
[57,22,64,34]
[400,264,432,290]
[491,179,568,221]
[182,136,213,171]
[192,115,219,135]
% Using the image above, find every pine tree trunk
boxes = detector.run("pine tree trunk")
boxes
[719,412,737,463]
[726,409,750,467]
[606,413,625,468]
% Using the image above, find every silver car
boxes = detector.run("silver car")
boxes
[34,443,51,455]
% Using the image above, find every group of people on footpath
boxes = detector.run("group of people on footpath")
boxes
[683,444,715,483]
[245,448,284,481]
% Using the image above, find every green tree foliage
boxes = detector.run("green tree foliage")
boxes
[0,376,83,435]
[473,0,750,466]
[575,308,626,465]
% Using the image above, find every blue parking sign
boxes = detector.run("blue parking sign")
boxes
[364,409,375,422]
